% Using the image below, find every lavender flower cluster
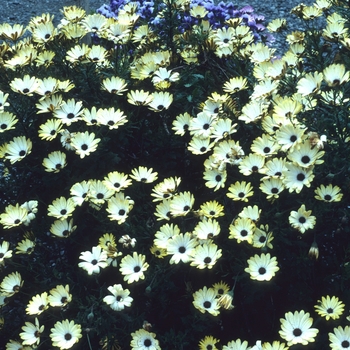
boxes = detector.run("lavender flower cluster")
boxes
[97,0,273,43]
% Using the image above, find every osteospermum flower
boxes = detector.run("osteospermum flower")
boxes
[297,72,323,96]
[199,200,225,219]
[89,180,114,205]
[275,123,306,152]
[0,271,23,296]
[289,204,316,233]
[252,225,274,249]
[16,238,35,255]
[282,163,315,193]
[0,111,18,133]
[314,184,343,202]
[193,219,220,240]
[245,253,279,281]
[193,286,220,316]
[170,191,194,217]
[190,242,222,269]
[127,89,153,106]
[71,131,101,158]
[103,171,132,192]
[103,284,133,311]
[119,252,149,284]
[229,217,255,244]
[43,151,67,173]
[329,326,350,350]
[50,219,76,238]
[4,136,32,164]
[287,141,324,168]
[203,168,227,191]
[130,329,161,350]
[239,205,261,223]
[53,98,83,125]
[199,335,219,350]
[0,203,28,229]
[0,241,12,265]
[167,232,197,264]
[315,295,345,321]
[70,180,90,206]
[238,153,265,176]
[10,75,39,95]
[48,285,72,307]
[227,181,254,202]
[222,339,249,350]
[323,63,350,86]
[78,246,108,275]
[48,197,76,220]
[20,318,44,346]
[102,76,128,94]
[147,91,173,112]
[259,177,285,200]
[279,310,319,346]
[106,193,134,224]
[50,319,82,349]
[96,107,127,130]
[26,292,49,315]
[130,166,158,183]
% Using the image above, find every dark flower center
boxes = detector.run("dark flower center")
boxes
[327,307,334,314]
[297,173,305,181]
[293,328,302,337]
[61,297,67,303]
[258,267,266,274]
[215,175,222,182]
[299,216,306,223]
[81,144,88,150]
[119,209,126,216]
[275,171,282,176]
[209,210,215,216]
[271,187,279,194]
[96,193,104,199]
[144,338,152,347]
[116,295,122,301]
[183,205,190,211]
[50,130,56,135]
[133,265,141,273]
[252,165,258,172]
[263,147,271,153]
[259,236,266,243]
[324,194,332,201]
[91,259,97,265]
[62,230,69,236]
[39,304,45,310]
[238,192,245,197]
[341,340,350,348]
[114,182,120,188]
[45,33,51,39]
[204,257,212,264]
[14,219,21,224]
[200,146,206,152]
[1,123,7,129]
[64,333,72,341]
[23,88,29,93]
[19,150,26,156]
[178,246,186,253]
[67,113,75,119]
[301,155,310,164]
[203,301,211,308]
[157,104,164,110]
[203,123,210,130]
[241,230,248,237]
[290,135,297,142]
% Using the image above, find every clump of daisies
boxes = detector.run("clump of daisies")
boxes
[1,0,350,348]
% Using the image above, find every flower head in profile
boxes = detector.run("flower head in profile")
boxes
[43,151,67,173]
[130,166,158,183]
[0,111,18,133]
[48,285,72,308]
[147,91,173,112]
[0,271,23,296]
[103,284,133,311]
[119,252,149,284]
[315,295,345,321]
[78,246,108,275]
[245,253,279,281]
[50,319,82,349]
[190,242,222,269]
[0,203,28,229]
[50,219,76,238]
[4,136,32,164]
[193,286,220,316]
[0,241,12,265]
[297,72,323,96]
[279,310,319,346]
[106,193,134,224]
[315,184,343,202]
[26,292,49,315]
[20,317,44,346]
[130,328,161,350]
[222,339,249,350]
[10,75,39,96]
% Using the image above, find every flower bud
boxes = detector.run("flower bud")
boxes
[308,241,319,260]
